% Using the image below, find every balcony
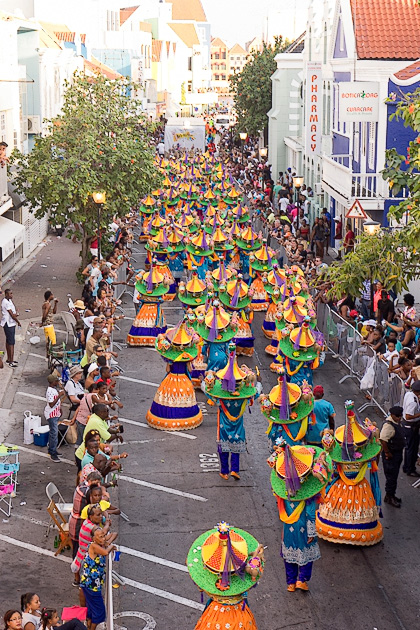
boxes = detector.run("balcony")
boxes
[322,155,386,206]
[0,165,12,216]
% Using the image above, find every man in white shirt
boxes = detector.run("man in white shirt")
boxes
[0,289,21,367]
[157,140,165,156]
[402,380,420,477]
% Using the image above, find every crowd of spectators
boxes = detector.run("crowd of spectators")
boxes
[1,214,137,630]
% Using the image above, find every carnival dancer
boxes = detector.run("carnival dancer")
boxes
[235,224,262,285]
[260,365,314,447]
[204,344,261,479]
[126,262,169,347]
[268,438,332,591]
[186,230,214,280]
[219,273,255,357]
[145,227,177,300]
[275,318,322,386]
[248,242,278,332]
[187,521,265,630]
[193,298,237,372]
[316,401,383,545]
[146,319,203,431]
[138,193,156,242]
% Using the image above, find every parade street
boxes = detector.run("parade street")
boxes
[0,237,418,630]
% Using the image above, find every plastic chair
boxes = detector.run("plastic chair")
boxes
[46,500,71,555]
[45,482,72,536]
[60,311,78,346]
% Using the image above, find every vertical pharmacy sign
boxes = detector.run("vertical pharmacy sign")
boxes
[305,62,322,156]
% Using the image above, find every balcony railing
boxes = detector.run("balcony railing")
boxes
[322,154,388,200]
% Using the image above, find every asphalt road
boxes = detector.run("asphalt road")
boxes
[0,250,419,629]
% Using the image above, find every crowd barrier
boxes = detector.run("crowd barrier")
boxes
[114,261,128,300]
[105,553,114,630]
[315,301,405,417]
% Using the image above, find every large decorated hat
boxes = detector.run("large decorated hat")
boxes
[283,296,308,325]
[145,227,174,254]
[178,271,208,306]
[165,187,180,206]
[139,194,156,215]
[212,227,234,252]
[149,213,166,235]
[187,521,263,596]
[231,204,250,224]
[193,299,237,343]
[204,344,257,399]
[155,318,199,362]
[219,275,251,310]
[266,264,287,293]
[166,225,186,252]
[224,187,241,205]
[186,230,214,257]
[325,401,382,463]
[269,442,332,501]
[226,220,242,239]
[235,225,262,251]
[278,320,322,362]
[259,365,314,425]
[212,260,233,287]
[135,262,170,298]
[249,242,276,272]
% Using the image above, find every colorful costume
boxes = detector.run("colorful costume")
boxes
[268,440,332,590]
[187,521,264,630]
[146,320,203,431]
[204,344,259,479]
[126,264,169,347]
[316,401,383,545]
[260,366,314,447]
[192,299,237,372]
[219,275,254,357]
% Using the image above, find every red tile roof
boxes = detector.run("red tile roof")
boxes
[120,6,138,26]
[55,31,76,43]
[165,0,207,22]
[350,0,420,60]
[152,40,163,62]
[394,59,420,80]
[84,57,123,80]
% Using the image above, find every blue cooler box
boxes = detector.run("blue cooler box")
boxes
[33,425,50,447]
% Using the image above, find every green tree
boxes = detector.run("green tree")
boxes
[382,87,420,246]
[230,37,288,136]
[12,71,159,269]
[322,230,418,300]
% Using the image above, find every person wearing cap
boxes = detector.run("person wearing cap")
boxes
[402,380,420,477]
[380,406,405,507]
[65,366,85,411]
[44,373,67,462]
[306,385,335,446]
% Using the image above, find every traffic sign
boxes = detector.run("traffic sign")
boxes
[345,199,368,220]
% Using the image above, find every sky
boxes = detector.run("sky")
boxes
[202,0,311,48]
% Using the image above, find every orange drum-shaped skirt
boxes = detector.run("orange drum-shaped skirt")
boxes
[194,600,257,630]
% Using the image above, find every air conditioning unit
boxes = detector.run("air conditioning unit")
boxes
[314,182,323,195]
[27,116,41,135]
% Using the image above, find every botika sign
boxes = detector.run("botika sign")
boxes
[338,82,379,122]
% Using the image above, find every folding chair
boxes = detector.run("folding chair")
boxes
[45,482,72,536]
[57,422,70,449]
[46,500,71,555]
[0,461,20,517]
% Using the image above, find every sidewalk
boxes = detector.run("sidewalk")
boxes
[0,234,82,417]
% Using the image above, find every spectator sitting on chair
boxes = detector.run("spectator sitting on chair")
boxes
[65,366,85,412]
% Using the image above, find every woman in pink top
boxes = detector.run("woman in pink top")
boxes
[72,388,98,446]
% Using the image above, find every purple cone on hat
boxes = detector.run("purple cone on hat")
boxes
[222,351,237,393]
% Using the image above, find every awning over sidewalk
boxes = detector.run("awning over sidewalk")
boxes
[0,216,25,261]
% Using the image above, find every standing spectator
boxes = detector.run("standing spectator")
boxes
[343,221,355,255]
[41,291,58,347]
[311,218,326,258]
[272,179,282,210]
[360,279,373,319]
[1,288,21,367]
[380,405,405,507]
[44,373,67,463]
[402,380,420,477]
[333,216,343,259]
[157,139,165,156]
[321,208,331,255]
[376,290,395,324]
[306,385,335,445]
[80,526,116,630]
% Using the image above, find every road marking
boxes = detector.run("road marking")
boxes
[0,535,201,612]
[0,533,72,564]
[120,417,197,440]
[28,353,48,361]
[122,439,166,445]
[4,442,76,466]
[117,575,204,611]
[119,375,160,387]
[118,474,207,502]
[199,452,219,472]
[12,513,50,527]
[118,545,188,573]
[16,391,45,401]
[113,612,156,630]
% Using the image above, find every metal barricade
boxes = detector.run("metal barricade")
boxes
[114,262,128,300]
[315,300,406,418]
[105,553,114,630]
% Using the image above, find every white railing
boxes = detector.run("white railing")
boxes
[322,154,352,200]
[105,551,114,630]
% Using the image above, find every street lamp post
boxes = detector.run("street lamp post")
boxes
[239,132,247,166]
[292,175,304,231]
[363,218,381,317]
[92,191,106,260]
[260,147,268,160]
